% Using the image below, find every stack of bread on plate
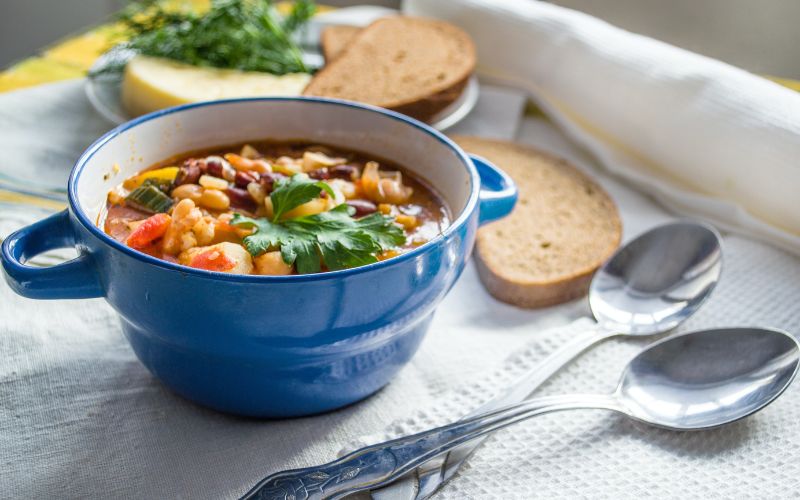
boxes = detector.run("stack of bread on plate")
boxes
[305,17,476,122]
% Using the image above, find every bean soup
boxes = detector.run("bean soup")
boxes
[101,141,450,275]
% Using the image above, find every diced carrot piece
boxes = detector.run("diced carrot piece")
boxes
[188,248,236,272]
[224,153,269,173]
[126,213,171,249]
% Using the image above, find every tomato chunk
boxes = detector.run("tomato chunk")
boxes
[184,242,253,273]
[126,213,171,249]
[188,248,236,272]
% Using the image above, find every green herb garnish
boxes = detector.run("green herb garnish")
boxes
[269,174,335,222]
[231,175,405,273]
[126,183,174,213]
[98,0,315,76]
[233,206,405,273]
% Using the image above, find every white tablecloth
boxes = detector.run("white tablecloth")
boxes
[1,78,799,499]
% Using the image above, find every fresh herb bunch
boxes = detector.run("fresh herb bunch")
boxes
[107,0,315,75]
[232,175,406,273]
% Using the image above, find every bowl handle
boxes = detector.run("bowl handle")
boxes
[471,154,518,226]
[1,210,103,299]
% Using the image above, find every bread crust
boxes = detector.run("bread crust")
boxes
[474,251,597,308]
[452,136,622,309]
[305,17,476,122]
[390,75,470,122]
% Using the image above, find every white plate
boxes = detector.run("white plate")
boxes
[85,45,478,131]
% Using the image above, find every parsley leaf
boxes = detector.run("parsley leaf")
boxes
[232,205,406,274]
[269,174,336,222]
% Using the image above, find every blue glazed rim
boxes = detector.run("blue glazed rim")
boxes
[68,96,480,283]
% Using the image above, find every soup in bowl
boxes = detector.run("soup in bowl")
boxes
[1,97,516,417]
[103,141,451,275]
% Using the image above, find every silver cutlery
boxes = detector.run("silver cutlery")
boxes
[375,220,723,500]
[242,326,798,499]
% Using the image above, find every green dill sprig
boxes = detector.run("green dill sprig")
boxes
[95,0,315,76]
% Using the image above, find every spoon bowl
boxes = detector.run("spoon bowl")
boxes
[590,221,723,336]
[619,327,800,429]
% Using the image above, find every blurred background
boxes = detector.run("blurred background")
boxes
[2,0,798,79]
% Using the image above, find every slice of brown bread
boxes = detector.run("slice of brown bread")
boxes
[320,25,361,62]
[304,16,476,122]
[452,136,622,308]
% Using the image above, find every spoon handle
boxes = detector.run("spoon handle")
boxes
[240,393,621,500]
[404,324,618,500]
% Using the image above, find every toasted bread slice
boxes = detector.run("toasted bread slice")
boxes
[304,17,475,122]
[453,136,622,308]
[320,25,361,62]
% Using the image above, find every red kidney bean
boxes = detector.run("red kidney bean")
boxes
[225,187,258,212]
[234,170,258,188]
[346,199,377,216]
[173,161,202,186]
[308,168,330,180]
[260,172,286,193]
[330,164,359,180]
[206,159,224,178]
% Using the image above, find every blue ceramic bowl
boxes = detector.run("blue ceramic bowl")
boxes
[1,97,516,417]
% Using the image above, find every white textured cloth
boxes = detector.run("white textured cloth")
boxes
[405,0,800,255]
[2,77,800,499]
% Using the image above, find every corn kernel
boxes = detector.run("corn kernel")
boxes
[378,249,401,261]
[395,214,418,230]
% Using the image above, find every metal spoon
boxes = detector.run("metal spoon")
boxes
[385,221,723,500]
[243,327,799,499]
